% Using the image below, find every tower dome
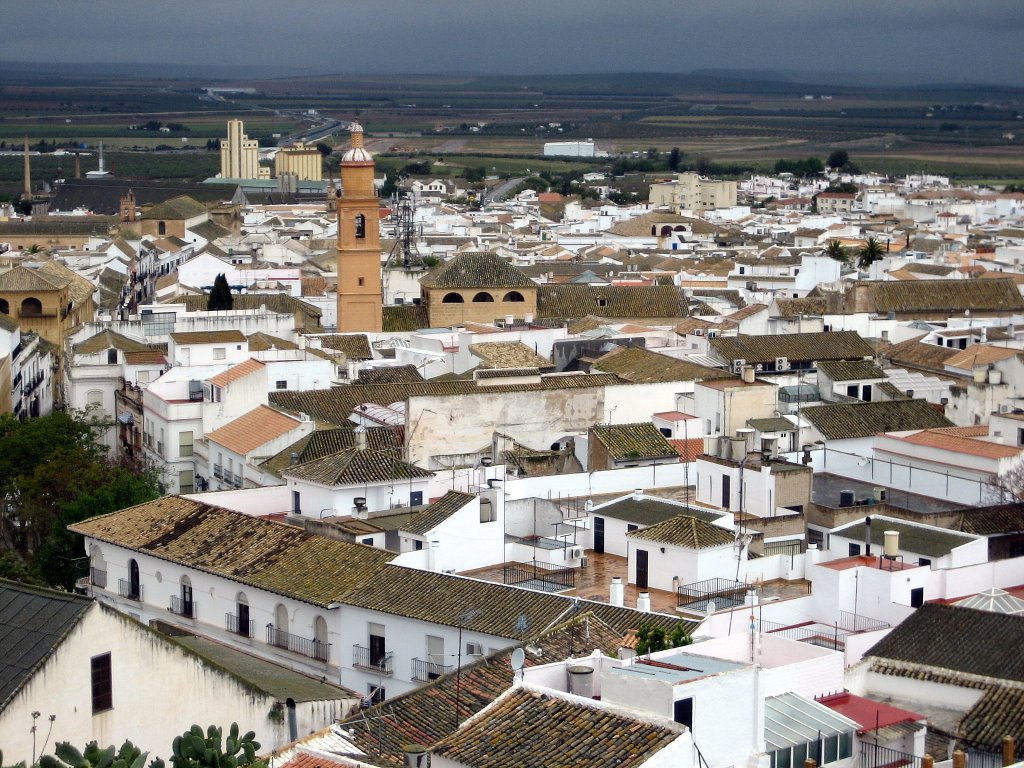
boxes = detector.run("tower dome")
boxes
[341,122,373,164]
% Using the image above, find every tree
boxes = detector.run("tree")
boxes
[207,273,233,311]
[827,150,849,169]
[634,622,693,655]
[315,142,333,157]
[645,147,659,160]
[668,147,682,172]
[856,237,886,271]
[824,239,848,262]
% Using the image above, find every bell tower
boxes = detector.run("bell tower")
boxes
[336,122,382,332]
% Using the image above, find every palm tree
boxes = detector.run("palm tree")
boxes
[824,239,847,262]
[857,237,886,271]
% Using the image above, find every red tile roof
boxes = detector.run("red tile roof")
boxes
[207,358,265,388]
[206,405,302,455]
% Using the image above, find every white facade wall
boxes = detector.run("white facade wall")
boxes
[285,474,434,517]
[0,603,350,764]
[400,493,506,573]
[627,540,737,591]
[169,338,250,368]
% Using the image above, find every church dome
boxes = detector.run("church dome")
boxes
[341,122,373,164]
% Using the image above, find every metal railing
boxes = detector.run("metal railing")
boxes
[859,743,921,768]
[118,579,142,601]
[225,612,254,638]
[90,568,107,589]
[411,657,453,681]
[503,560,574,591]
[760,619,848,651]
[352,644,393,675]
[170,595,196,618]
[213,464,223,480]
[837,611,890,633]
[266,625,330,662]
[677,578,746,611]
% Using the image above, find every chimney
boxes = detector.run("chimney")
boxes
[610,577,624,607]
[401,745,429,768]
[98,141,106,174]
[633,488,643,501]
[355,425,368,451]
[1003,736,1016,767]
[804,760,817,768]
[21,135,31,201]
[637,592,651,612]
[290,452,300,465]
[864,516,872,556]
[741,365,755,384]
[922,755,934,768]
[953,751,966,768]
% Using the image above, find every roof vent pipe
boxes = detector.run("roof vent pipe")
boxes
[637,592,651,612]
[610,577,624,607]
[864,516,872,557]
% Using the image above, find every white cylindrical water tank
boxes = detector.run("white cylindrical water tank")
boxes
[884,530,900,558]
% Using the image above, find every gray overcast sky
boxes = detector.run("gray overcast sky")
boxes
[2,0,1022,86]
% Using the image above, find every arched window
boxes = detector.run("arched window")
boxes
[179,575,194,618]
[660,225,673,236]
[355,214,366,239]
[503,291,525,303]
[158,221,166,235]
[126,558,140,600]
[0,299,8,314]
[90,544,107,588]
[472,292,494,303]
[20,297,42,317]
[233,592,251,638]
[271,603,289,648]
[441,292,464,303]
[313,615,329,662]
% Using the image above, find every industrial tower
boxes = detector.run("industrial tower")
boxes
[336,122,383,332]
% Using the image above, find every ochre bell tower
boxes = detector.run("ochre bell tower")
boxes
[336,122,382,332]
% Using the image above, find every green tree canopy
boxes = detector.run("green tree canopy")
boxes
[207,273,233,311]
[824,239,848,262]
[857,236,886,271]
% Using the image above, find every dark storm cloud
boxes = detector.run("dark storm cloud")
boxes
[1,0,1021,85]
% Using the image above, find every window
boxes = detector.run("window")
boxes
[158,221,166,235]
[369,623,386,666]
[91,653,113,713]
[213,347,226,360]
[414,540,423,551]
[178,469,194,494]
[87,390,103,409]
[276,380,287,390]
[848,543,861,556]
[846,384,859,398]
[910,587,924,608]
[107,349,118,365]
[471,292,494,302]
[1017,427,1024,447]
[357,277,365,287]
[179,431,193,458]
[673,698,693,730]
[367,684,385,705]
[21,297,43,317]
[918,558,931,567]
[410,491,423,506]
[0,298,7,314]
[355,214,366,239]
[441,292,464,303]
[292,490,301,515]
[503,291,525,302]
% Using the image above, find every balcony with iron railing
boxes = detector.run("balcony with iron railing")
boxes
[232,472,243,488]
[225,612,254,638]
[267,625,330,663]
[213,464,223,480]
[411,657,453,682]
[170,595,196,619]
[89,568,107,589]
[118,579,142,601]
[352,644,394,675]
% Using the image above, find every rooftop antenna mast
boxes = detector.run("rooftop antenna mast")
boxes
[384,195,426,270]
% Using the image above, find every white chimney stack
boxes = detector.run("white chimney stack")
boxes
[637,592,651,612]
[633,488,643,501]
[610,577,624,607]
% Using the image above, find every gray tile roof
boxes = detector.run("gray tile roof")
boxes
[803,399,952,439]
[538,284,687,321]
[282,448,433,486]
[628,515,735,549]
[593,346,730,384]
[0,580,91,709]
[420,252,535,289]
[835,517,977,558]
[817,360,887,381]
[594,496,723,526]
[711,331,874,365]
[591,422,679,461]
[402,491,475,536]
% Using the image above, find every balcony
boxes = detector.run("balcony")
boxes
[118,579,142,601]
[411,657,453,682]
[89,568,107,589]
[353,644,393,675]
[267,625,330,663]
[213,464,223,480]
[231,472,243,488]
[170,595,196,619]
[225,612,254,638]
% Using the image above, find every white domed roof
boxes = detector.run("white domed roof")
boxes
[341,121,373,163]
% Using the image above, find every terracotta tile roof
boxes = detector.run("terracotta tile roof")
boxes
[539,284,686,321]
[885,429,1023,460]
[207,358,265,387]
[73,329,153,355]
[283,447,432,486]
[816,360,886,381]
[123,350,167,365]
[189,219,230,241]
[943,343,1019,371]
[726,303,768,320]
[880,335,959,372]
[627,514,735,549]
[259,427,402,478]
[773,297,828,317]
[591,422,679,461]
[0,264,66,292]
[206,406,303,456]
[402,491,475,535]
[382,303,429,332]
[316,334,373,360]
[69,497,394,606]
[246,332,298,352]
[37,261,94,306]
[420,252,535,289]
[433,686,682,768]
[469,341,552,370]
[803,399,952,439]
[710,331,874,365]
[355,365,425,385]
[593,346,730,384]
[669,437,705,462]
[269,375,621,427]
[170,330,247,345]
[0,217,115,236]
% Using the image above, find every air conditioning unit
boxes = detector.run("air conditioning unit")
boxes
[873,487,888,503]
[775,357,790,371]
[465,642,484,656]
[580,556,589,568]
[569,547,583,559]
[732,359,747,374]
[1000,403,1012,414]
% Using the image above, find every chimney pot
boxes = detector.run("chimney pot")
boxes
[1003,736,1016,767]
[922,755,934,768]
[953,750,966,768]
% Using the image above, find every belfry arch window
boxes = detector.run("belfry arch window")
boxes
[503,291,525,303]
[472,292,494,303]
[355,214,366,239]
[442,293,464,303]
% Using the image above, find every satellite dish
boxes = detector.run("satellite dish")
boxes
[510,648,526,672]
